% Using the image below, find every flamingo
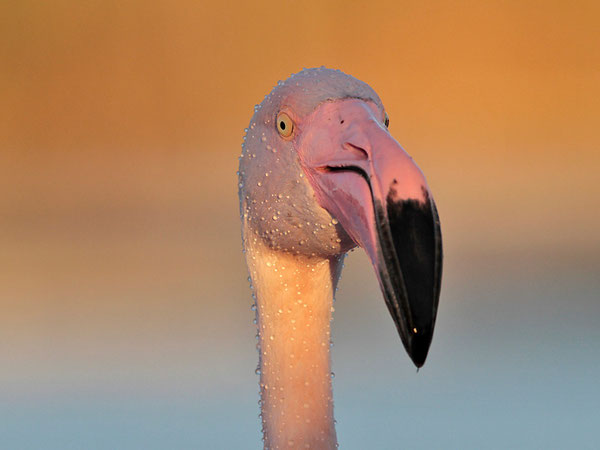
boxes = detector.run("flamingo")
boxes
[238,67,442,449]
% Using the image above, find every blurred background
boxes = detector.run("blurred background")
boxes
[1,1,599,448]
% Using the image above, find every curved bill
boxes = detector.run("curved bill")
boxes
[299,99,443,367]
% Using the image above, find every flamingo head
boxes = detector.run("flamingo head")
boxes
[239,67,442,368]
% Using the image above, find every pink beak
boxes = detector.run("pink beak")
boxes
[299,99,443,367]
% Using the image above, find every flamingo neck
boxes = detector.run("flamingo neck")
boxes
[245,234,342,450]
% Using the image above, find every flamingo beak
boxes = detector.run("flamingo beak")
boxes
[300,99,443,368]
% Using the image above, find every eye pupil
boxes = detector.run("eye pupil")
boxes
[280,121,286,130]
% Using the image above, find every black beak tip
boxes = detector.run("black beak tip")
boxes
[407,328,433,369]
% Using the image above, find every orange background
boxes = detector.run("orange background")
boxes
[1,1,599,448]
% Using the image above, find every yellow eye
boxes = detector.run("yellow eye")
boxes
[276,112,294,137]
[384,112,390,128]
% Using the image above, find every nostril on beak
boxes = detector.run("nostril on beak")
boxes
[343,142,369,160]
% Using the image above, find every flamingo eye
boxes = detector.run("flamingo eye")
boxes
[276,112,294,137]
[384,112,390,128]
